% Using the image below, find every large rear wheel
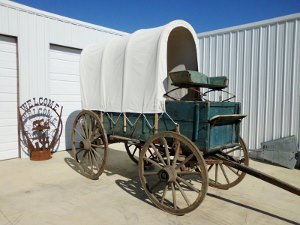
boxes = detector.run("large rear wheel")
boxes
[71,110,108,180]
[139,132,208,215]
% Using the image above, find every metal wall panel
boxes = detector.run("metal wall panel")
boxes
[198,14,300,150]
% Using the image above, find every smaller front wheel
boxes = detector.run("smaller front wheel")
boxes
[71,110,108,180]
[139,132,208,215]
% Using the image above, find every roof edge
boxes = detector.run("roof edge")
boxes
[197,13,300,37]
[1,0,128,36]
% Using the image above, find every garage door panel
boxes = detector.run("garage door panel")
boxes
[0,52,17,69]
[50,59,79,75]
[0,40,16,53]
[0,77,17,93]
[50,45,82,151]
[0,126,18,142]
[0,67,18,78]
[50,50,80,62]
[0,143,19,160]
[0,118,18,127]
[0,105,17,118]
[0,35,18,160]
[0,93,17,102]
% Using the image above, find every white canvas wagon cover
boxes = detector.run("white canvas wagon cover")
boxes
[80,20,199,113]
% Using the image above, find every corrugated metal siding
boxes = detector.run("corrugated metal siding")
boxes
[198,14,300,150]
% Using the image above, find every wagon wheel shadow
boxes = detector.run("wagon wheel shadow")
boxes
[207,193,299,225]
[64,146,155,206]
[103,146,155,207]
[64,153,86,177]
[115,179,154,207]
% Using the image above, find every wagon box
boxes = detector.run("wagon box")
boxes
[164,101,245,154]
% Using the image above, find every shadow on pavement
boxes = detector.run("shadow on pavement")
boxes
[64,146,155,207]
[115,179,154,207]
[207,193,299,225]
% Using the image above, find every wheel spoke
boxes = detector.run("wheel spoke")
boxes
[75,149,84,157]
[176,176,200,193]
[89,124,97,141]
[220,164,230,184]
[85,116,91,139]
[74,128,85,140]
[208,164,214,172]
[90,150,99,170]
[88,152,94,170]
[147,148,156,159]
[215,164,218,184]
[143,171,158,176]
[175,181,191,206]
[92,132,101,142]
[150,143,166,166]
[149,180,162,193]
[132,146,138,156]
[79,118,87,139]
[171,183,177,210]
[224,163,240,175]
[84,114,91,139]
[82,150,88,161]
[172,141,180,167]
[175,153,194,170]
[160,137,170,165]
[91,147,103,161]
[160,184,168,204]
[144,157,163,169]
[91,143,102,148]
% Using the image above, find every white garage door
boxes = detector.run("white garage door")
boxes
[49,45,82,151]
[0,35,18,160]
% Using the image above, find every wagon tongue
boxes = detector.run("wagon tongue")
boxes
[222,159,300,196]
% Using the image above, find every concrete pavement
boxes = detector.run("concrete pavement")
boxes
[0,143,299,225]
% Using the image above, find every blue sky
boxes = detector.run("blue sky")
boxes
[12,0,300,33]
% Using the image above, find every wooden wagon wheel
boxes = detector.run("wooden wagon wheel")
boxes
[71,110,108,180]
[206,138,249,189]
[124,141,142,164]
[139,131,208,215]
[125,141,158,166]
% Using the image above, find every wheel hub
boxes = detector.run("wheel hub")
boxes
[80,140,91,150]
[159,166,177,183]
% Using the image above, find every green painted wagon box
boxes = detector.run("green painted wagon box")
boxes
[164,101,242,154]
[103,112,169,141]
